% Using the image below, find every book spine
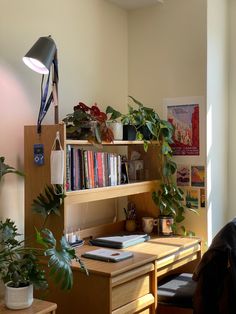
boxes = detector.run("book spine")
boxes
[66,145,71,191]
[97,152,103,187]
[83,150,89,189]
[70,146,75,190]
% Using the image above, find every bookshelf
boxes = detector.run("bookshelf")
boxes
[24,124,161,240]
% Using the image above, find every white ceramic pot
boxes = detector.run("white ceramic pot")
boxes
[107,122,123,140]
[5,282,33,310]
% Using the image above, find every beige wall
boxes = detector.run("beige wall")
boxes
[128,0,207,242]
[0,0,128,232]
[0,0,231,246]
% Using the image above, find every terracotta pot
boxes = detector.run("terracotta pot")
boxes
[125,220,136,232]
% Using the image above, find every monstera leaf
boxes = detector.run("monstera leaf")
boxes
[36,228,88,290]
[0,156,24,181]
[32,185,66,219]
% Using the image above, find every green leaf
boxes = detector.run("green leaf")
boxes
[32,185,66,219]
[128,95,144,107]
[106,106,122,121]
[0,157,24,181]
[43,234,81,290]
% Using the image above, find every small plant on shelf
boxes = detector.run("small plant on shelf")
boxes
[123,202,137,232]
[63,102,114,144]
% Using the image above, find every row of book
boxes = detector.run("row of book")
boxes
[66,145,126,191]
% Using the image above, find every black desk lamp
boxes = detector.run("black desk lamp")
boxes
[23,36,59,133]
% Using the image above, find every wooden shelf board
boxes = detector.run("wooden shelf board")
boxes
[65,139,159,146]
[64,180,160,205]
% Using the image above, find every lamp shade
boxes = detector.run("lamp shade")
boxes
[23,36,57,74]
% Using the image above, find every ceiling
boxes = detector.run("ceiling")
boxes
[108,0,163,10]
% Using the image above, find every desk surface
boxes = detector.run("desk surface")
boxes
[73,235,201,277]
[0,299,57,314]
[38,235,201,314]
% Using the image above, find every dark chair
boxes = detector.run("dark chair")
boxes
[157,218,236,314]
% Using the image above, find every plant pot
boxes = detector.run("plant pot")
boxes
[5,282,33,310]
[158,216,174,236]
[106,122,123,140]
[66,121,99,140]
[123,125,137,141]
[139,126,152,140]
[125,220,136,232]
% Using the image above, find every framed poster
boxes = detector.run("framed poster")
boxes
[163,100,200,156]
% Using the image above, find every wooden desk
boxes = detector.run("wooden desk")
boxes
[0,298,57,314]
[38,236,200,314]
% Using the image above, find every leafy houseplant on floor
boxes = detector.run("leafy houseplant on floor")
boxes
[0,158,87,310]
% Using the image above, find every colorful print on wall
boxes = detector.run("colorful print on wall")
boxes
[176,164,190,186]
[167,104,199,155]
[185,188,199,209]
[191,165,205,187]
[200,188,205,208]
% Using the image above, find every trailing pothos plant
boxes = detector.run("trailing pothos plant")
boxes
[0,159,87,290]
[106,96,198,235]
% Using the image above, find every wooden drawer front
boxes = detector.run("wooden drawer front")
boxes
[112,274,150,310]
[138,309,150,314]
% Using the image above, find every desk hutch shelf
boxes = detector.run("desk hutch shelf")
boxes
[24,124,161,241]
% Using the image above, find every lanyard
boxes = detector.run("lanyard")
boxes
[37,59,59,133]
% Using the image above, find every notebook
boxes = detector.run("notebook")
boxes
[89,233,150,249]
[82,248,133,262]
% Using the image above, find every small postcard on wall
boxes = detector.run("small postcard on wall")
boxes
[163,98,200,156]
[191,165,205,187]
[185,188,199,209]
[200,188,205,208]
[176,164,190,186]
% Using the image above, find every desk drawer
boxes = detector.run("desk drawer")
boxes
[112,274,150,309]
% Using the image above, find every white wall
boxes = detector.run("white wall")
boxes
[228,0,236,221]
[128,0,207,241]
[207,0,229,241]
[0,0,128,232]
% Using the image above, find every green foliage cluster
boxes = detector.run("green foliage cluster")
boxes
[106,96,198,234]
[0,158,87,290]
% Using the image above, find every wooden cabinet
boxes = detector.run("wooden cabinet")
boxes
[24,124,161,240]
[40,245,157,314]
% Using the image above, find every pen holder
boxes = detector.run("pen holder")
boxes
[125,220,136,232]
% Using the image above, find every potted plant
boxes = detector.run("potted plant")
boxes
[123,202,137,232]
[106,95,163,145]
[105,106,123,140]
[63,102,114,144]
[0,158,87,310]
[107,97,198,235]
